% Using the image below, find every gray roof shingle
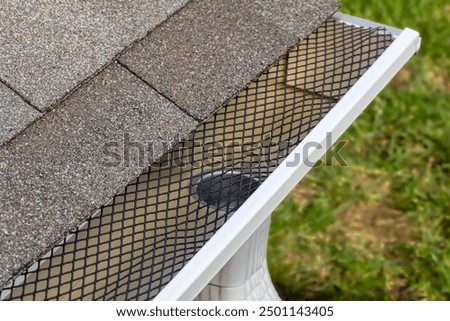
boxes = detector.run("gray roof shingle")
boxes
[0,82,41,146]
[0,62,198,287]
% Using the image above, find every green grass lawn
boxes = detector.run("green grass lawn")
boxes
[268,0,450,300]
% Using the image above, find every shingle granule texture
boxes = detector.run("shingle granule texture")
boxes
[0,0,189,111]
[0,82,41,146]
[120,0,340,120]
[0,63,198,287]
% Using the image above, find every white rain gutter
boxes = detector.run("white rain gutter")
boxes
[155,12,421,301]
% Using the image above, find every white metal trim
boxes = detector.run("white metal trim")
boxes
[155,17,421,301]
[333,12,403,38]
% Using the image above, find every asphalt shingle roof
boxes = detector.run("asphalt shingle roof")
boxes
[0,0,189,111]
[0,0,340,289]
[120,0,339,120]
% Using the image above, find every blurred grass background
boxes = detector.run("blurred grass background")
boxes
[267,0,449,300]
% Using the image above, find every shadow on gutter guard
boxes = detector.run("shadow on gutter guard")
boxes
[1,19,393,301]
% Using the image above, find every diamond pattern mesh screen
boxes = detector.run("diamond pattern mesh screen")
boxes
[0,19,392,301]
